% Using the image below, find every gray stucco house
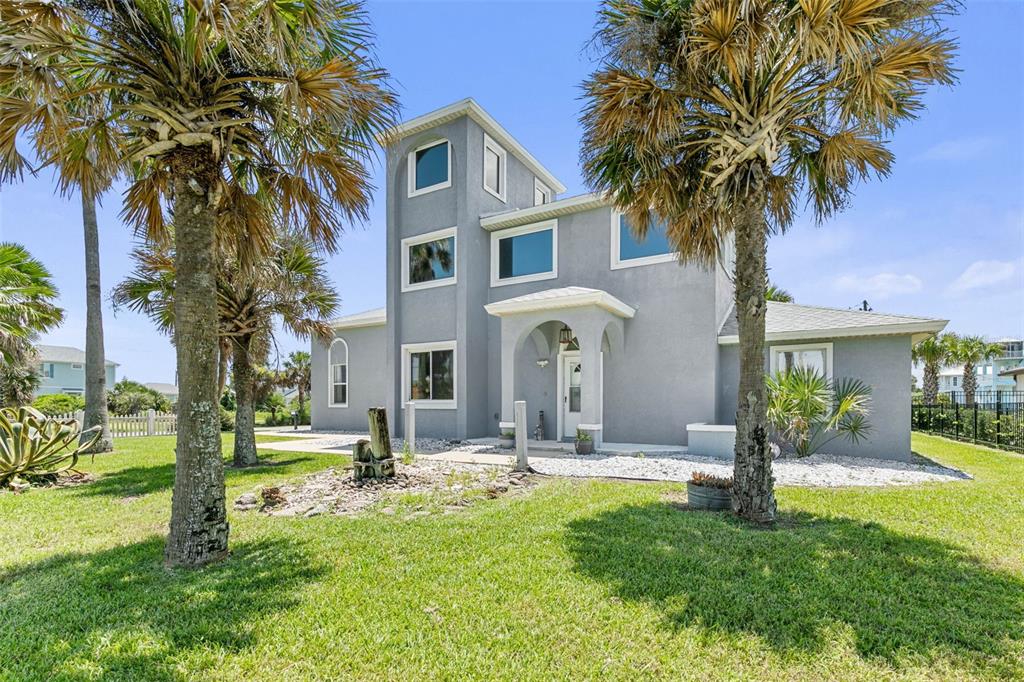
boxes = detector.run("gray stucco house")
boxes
[311,99,947,461]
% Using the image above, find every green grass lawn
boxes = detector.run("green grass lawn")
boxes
[1,434,1022,680]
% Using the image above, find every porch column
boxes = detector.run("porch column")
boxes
[579,326,604,447]
[498,319,517,434]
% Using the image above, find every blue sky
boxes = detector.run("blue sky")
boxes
[0,0,1021,384]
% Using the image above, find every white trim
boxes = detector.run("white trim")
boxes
[499,421,516,430]
[485,287,635,319]
[718,319,948,345]
[407,139,452,198]
[577,423,603,430]
[769,342,834,380]
[482,133,507,202]
[327,338,349,408]
[400,226,457,293]
[401,340,457,410]
[480,192,610,231]
[490,219,558,288]
[534,178,552,206]
[686,423,736,433]
[331,308,386,330]
[610,210,676,270]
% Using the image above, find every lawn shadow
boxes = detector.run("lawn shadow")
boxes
[0,535,326,680]
[73,456,315,499]
[566,502,1024,673]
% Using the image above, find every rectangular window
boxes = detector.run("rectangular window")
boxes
[401,227,457,292]
[71,363,83,369]
[39,363,54,378]
[534,178,551,206]
[403,342,456,408]
[408,140,451,197]
[769,343,834,380]
[612,213,675,269]
[332,365,347,405]
[483,134,506,201]
[490,220,557,287]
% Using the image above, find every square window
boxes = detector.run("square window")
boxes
[490,220,557,287]
[408,140,450,197]
[404,343,456,408]
[401,227,457,292]
[483,134,506,201]
[614,213,674,267]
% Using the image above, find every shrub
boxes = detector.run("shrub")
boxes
[689,471,732,489]
[32,393,85,416]
[219,407,235,432]
[766,366,872,457]
[107,379,171,415]
[575,429,592,442]
[0,406,100,489]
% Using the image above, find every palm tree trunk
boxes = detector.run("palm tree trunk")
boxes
[80,190,113,452]
[731,194,776,524]
[165,159,228,568]
[962,360,976,407]
[923,362,939,404]
[297,386,305,424]
[217,337,230,401]
[232,337,258,467]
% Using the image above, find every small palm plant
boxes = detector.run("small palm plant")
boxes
[766,367,872,458]
[0,407,101,489]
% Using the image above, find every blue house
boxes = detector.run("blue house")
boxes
[35,344,118,397]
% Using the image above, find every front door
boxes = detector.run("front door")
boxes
[562,354,582,439]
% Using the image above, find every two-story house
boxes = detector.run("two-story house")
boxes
[937,337,1024,395]
[311,99,947,461]
[35,344,117,396]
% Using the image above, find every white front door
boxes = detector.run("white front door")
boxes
[562,353,582,439]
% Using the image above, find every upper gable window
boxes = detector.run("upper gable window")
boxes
[401,226,457,292]
[408,139,451,197]
[483,134,506,201]
[534,178,551,206]
[611,212,675,269]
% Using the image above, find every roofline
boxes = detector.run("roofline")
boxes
[330,309,386,330]
[484,289,636,319]
[717,319,949,345]
[480,192,610,231]
[998,367,1024,377]
[382,98,566,194]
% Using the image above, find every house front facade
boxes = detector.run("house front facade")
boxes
[311,99,947,461]
[35,344,117,397]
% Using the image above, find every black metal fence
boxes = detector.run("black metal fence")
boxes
[911,392,1024,454]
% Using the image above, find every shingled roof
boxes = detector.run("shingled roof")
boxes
[718,302,947,344]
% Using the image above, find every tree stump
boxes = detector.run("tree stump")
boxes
[353,407,396,481]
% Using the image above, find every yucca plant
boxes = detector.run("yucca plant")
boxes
[766,367,872,458]
[0,406,101,489]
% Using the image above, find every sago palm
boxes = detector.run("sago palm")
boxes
[0,0,396,566]
[949,335,1002,407]
[581,0,955,522]
[912,332,955,404]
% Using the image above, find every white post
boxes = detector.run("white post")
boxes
[514,400,528,472]
[147,409,156,436]
[404,402,416,452]
[73,410,84,430]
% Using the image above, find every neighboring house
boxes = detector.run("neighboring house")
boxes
[936,337,1024,394]
[998,367,1024,392]
[35,344,117,396]
[311,99,947,461]
[144,382,179,405]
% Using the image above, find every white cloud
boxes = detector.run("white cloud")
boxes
[833,272,923,300]
[916,136,996,162]
[947,260,1019,294]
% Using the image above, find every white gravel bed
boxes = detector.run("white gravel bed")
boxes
[530,452,971,488]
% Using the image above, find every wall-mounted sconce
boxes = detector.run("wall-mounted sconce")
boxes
[536,359,549,368]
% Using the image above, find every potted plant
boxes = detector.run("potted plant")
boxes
[498,430,515,449]
[575,428,593,455]
[686,471,732,511]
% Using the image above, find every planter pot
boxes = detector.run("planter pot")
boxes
[575,440,594,455]
[686,482,732,511]
[498,436,514,449]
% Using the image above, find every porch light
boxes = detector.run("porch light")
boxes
[558,325,573,345]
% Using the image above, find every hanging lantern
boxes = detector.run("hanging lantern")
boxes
[558,325,573,345]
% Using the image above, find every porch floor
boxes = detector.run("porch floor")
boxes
[463,437,687,458]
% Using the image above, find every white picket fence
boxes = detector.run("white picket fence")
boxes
[54,409,177,437]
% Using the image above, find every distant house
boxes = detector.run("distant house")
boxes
[35,344,117,396]
[144,382,179,405]
[998,367,1024,392]
[937,337,1024,394]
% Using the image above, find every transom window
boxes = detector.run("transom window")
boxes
[483,134,506,201]
[534,178,551,206]
[408,139,451,197]
[611,212,675,269]
[401,226,457,292]
[328,339,348,407]
[769,343,834,380]
[490,220,557,287]
[403,342,456,409]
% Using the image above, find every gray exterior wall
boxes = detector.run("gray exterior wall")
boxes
[717,335,914,461]
[311,324,387,431]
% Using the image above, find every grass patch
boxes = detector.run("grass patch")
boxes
[1,433,1021,679]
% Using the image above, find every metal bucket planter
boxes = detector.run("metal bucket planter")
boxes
[575,439,594,455]
[686,482,732,511]
[498,435,514,449]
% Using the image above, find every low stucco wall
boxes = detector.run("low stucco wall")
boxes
[686,423,736,459]
[311,324,387,431]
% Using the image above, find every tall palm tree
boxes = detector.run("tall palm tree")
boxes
[115,236,337,466]
[949,335,1002,407]
[0,0,395,567]
[912,332,955,404]
[280,352,313,424]
[581,0,955,523]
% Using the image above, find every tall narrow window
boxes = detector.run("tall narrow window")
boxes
[403,342,456,408]
[534,178,551,206]
[483,134,506,201]
[408,139,451,197]
[328,339,348,407]
[401,227,457,292]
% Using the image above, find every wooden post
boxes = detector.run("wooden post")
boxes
[354,407,396,481]
[404,402,416,452]
[147,409,156,436]
[514,400,528,472]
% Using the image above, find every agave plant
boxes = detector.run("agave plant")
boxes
[0,406,101,489]
[766,367,872,458]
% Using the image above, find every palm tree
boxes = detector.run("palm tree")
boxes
[0,1,396,566]
[114,236,338,467]
[949,335,1002,407]
[765,283,793,303]
[581,0,955,523]
[912,333,955,404]
[0,243,63,364]
[280,352,313,424]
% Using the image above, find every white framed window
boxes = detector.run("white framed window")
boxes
[490,219,558,288]
[407,139,451,198]
[328,338,348,407]
[482,134,506,201]
[62,388,83,395]
[39,363,54,378]
[401,226,457,293]
[401,341,456,410]
[71,363,83,370]
[534,178,551,206]
[610,211,676,270]
[769,342,834,380]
